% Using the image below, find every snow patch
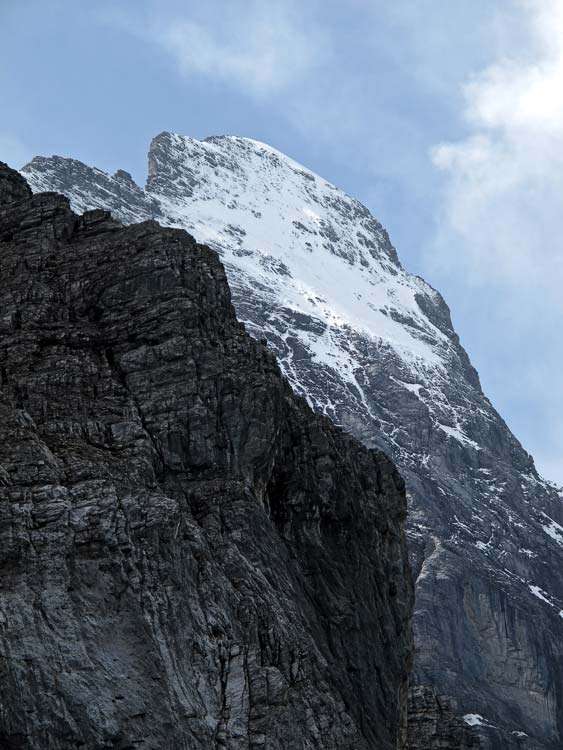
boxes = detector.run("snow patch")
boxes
[463,713,494,727]
[438,423,481,450]
[529,585,554,607]
[540,514,563,546]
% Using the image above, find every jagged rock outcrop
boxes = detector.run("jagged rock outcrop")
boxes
[0,163,413,749]
[21,134,563,749]
[407,687,481,749]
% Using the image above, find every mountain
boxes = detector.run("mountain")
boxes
[22,133,563,749]
[0,161,412,749]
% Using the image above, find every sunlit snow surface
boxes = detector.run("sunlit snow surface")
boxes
[26,133,484,445]
[148,135,446,367]
[142,134,492,445]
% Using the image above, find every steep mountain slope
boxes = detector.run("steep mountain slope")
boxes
[23,134,563,749]
[0,161,413,749]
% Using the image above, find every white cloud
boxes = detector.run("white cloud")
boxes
[430,0,563,295]
[0,132,31,169]
[124,1,327,98]
[429,0,563,483]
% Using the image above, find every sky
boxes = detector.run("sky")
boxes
[1,0,562,482]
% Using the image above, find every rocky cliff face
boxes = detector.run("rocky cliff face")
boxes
[0,162,413,749]
[407,687,481,750]
[22,133,563,749]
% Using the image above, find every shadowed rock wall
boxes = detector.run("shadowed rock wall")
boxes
[0,163,413,750]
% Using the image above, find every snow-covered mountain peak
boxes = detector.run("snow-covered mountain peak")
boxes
[148,130,400,267]
[146,132,454,377]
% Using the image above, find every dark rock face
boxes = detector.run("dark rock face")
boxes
[22,135,563,749]
[23,154,159,223]
[407,687,481,750]
[0,162,31,204]
[0,163,413,750]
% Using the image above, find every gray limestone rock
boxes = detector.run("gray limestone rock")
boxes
[0,163,413,750]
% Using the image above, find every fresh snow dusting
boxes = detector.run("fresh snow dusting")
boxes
[23,133,486,447]
[139,132,494,444]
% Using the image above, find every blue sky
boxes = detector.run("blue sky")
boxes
[2,0,562,482]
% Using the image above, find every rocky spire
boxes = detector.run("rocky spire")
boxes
[0,161,32,205]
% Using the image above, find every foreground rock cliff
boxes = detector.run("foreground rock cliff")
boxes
[24,134,563,749]
[0,163,413,749]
